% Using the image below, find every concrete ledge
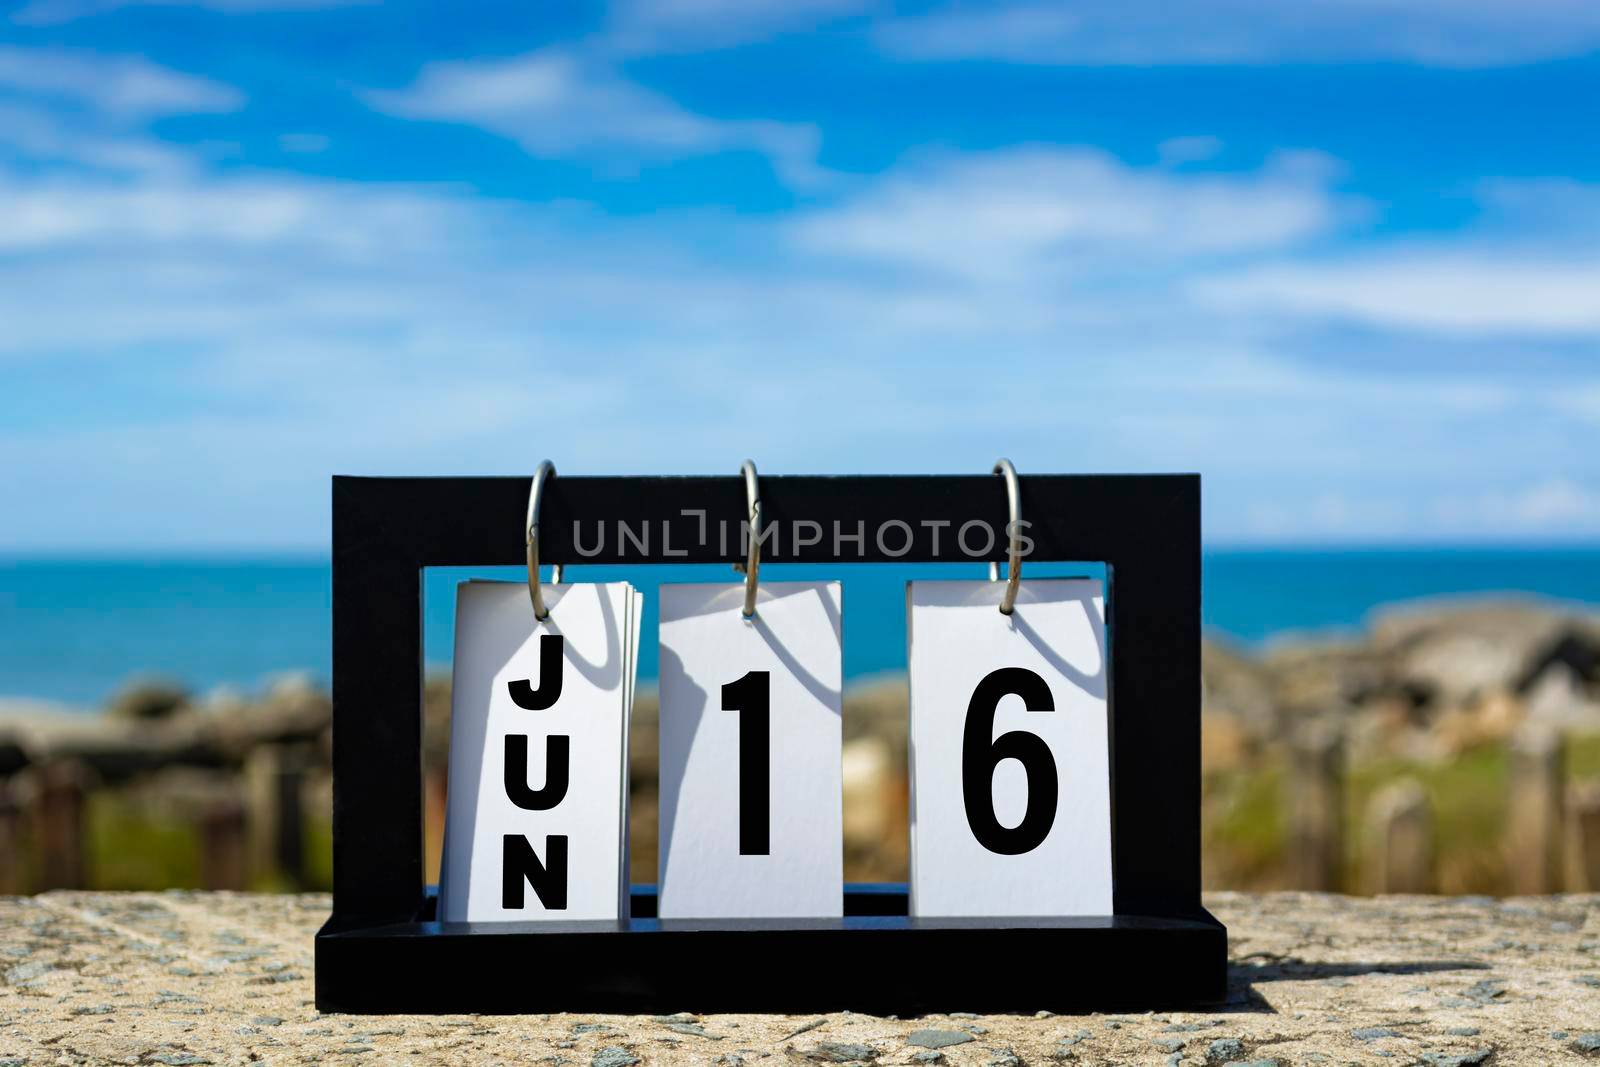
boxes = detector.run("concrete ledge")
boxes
[4,891,1600,1064]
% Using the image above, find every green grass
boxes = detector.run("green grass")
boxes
[71,794,336,892]
[86,794,201,890]
[302,820,333,891]
[1345,745,1509,893]
[1200,744,1521,892]
[1204,765,1287,886]
[1567,732,1600,780]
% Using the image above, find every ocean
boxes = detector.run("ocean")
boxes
[3,550,1598,708]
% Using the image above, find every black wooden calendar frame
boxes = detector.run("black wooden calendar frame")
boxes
[315,474,1226,1014]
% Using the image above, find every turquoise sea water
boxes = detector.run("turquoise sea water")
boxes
[2,550,1598,707]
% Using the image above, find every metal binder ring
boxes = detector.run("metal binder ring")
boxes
[525,460,556,622]
[736,459,761,618]
[990,457,1023,615]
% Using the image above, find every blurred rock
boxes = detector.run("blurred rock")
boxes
[423,673,453,772]
[1374,598,1600,705]
[842,736,893,847]
[1519,627,1600,692]
[1396,630,1526,707]
[1261,638,1388,715]
[1197,596,1600,759]
[1202,639,1277,739]
[844,677,909,758]
[0,702,218,782]
[1200,710,1252,774]
[107,678,190,722]
[199,674,330,761]
[1429,688,1526,758]
[1524,661,1600,727]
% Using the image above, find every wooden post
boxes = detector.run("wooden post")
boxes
[246,743,308,888]
[1287,720,1344,891]
[199,793,248,891]
[1566,782,1600,891]
[0,778,23,894]
[1508,722,1565,895]
[1363,778,1433,894]
[32,760,91,890]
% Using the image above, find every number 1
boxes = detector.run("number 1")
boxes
[721,669,771,855]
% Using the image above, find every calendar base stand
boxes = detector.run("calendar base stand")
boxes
[315,885,1226,1015]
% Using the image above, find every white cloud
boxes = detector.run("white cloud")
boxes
[0,46,241,118]
[11,0,367,27]
[0,101,193,174]
[1187,173,1600,338]
[1433,479,1600,533]
[0,130,1596,548]
[0,172,473,254]
[1193,254,1600,337]
[1508,480,1600,527]
[603,0,873,55]
[366,47,822,186]
[1474,177,1600,240]
[793,147,1347,281]
[1240,492,1414,543]
[0,50,239,181]
[1238,473,1600,545]
[875,0,1600,68]
[1555,385,1600,424]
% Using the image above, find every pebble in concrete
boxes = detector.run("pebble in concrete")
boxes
[906,1030,974,1049]
[803,1041,878,1062]
[1419,1052,1493,1067]
[1207,1037,1246,1062]
[781,1018,828,1041]
[1352,1027,1402,1041]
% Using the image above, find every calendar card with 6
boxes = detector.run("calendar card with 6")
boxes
[908,578,1112,918]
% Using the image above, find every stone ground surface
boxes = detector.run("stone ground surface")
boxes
[5,892,1600,1065]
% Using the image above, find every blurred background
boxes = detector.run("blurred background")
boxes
[1,1,1597,898]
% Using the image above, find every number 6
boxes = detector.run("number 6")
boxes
[962,667,1058,855]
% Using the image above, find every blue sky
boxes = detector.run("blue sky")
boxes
[1,0,1597,551]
